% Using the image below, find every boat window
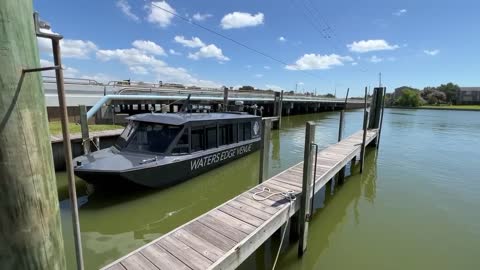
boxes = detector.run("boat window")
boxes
[219,124,235,146]
[238,123,245,141]
[171,129,189,155]
[191,128,205,152]
[206,126,217,149]
[122,122,181,153]
[244,122,252,140]
[115,121,138,149]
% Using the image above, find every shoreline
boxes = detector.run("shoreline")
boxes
[386,106,480,112]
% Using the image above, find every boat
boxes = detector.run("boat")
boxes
[73,112,262,188]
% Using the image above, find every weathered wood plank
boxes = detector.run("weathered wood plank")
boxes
[227,200,272,220]
[141,244,189,270]
[269,178,303,190]
[156,236,212,270]
[235,195,280,215]
[184,221,237,252]
[105,263,127,270]
[218,205,265,227]
[208,210,256,234]
[197,214,247,242]
[172,229,225,262]
[121,254,158,270]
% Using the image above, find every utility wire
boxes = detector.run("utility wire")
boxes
[150,2,320,79]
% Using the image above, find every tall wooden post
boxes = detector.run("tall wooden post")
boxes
[369,87,384,129]
[337,111,345,183]
[258,119,271,183]
[0,1,66,269]
[79,105,90,154]
[298,121,315,257]
[360,87,369,173]
[376,87,387,148]
[223,87,229,112]
[278,90,283,129]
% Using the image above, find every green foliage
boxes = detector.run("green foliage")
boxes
[395,89,423,107]
[239,85,255,91]
[436,82,460,103]
[421,88,446,105]
[49,122,123,136]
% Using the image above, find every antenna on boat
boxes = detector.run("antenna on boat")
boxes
[180,94,192,113]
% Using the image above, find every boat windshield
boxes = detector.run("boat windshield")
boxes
[115,121,182,154]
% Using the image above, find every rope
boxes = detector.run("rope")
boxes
[251,187,296,270]
[81,138,99,151]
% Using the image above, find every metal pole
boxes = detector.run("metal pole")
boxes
[52,39,85,270]
[298,121,315,257]
[79,105,90,154]
[258,119,271,183]
[360,87,369,174]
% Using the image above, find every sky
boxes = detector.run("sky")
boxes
[34,0,480,97]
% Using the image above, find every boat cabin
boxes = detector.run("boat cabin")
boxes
[114,112,262,156]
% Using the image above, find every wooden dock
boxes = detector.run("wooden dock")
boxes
[101,128,379,270]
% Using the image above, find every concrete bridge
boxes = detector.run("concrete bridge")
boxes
[42,78,366,122]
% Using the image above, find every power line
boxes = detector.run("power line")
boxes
[150,2,320,80]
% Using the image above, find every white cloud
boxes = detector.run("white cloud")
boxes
[245,65,252,69]
[116,0,139,22]
[40,59,79,77]
[286,54,353,70]
[174,36,205,48]
[192,13,212,21]
[347,39,399,53]
[351,62,358,66]
[80,73,118,84]
[278,36,286,42]
[369,55,383,63]
[424,49,440,56]
[61,40,97,59]
[188,44,229,61]
[37,31,97,59]
[220,12,264,29]
[265,84,282,91]
[169,49,182,55]
[96,46,220,87]
[129,66,149,75]
[254,73,263,78]
[132,40,165,56]
[147,1,175,28]
[297,82,304,85]
[264,65,271,70]
[393,9,407,16]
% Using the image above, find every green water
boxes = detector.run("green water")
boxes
[57,109,480,269]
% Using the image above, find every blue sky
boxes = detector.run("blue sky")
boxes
[34,0,480,97]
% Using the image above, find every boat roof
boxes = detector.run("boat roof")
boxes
[127,112,260,125]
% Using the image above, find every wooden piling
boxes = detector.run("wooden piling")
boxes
[298,121,316,257]
[360,87,369,173]
[223,87,229,112]
[278,90,283,129]
[376,87,387,148]
[79,105,90,154]
[0,2,66,269]
[337,111,345,183]
[258,119,272,183]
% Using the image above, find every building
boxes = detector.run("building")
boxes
[457,87,480,105]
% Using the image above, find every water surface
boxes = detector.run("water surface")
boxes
[58,109,480,269]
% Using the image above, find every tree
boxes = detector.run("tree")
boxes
[421,87,446,105]
[395,89,423,107]
[436,82,459,104]
[239,85,255,91]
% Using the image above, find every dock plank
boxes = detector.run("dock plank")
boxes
[227,200,272,220]
[184,221,237,252]
[141,244,189,270]
[197,214,247,242]
[157,236,212,270]
[209,209,257,234]
[172,229,225,262]
[218,205,265,227]
[121,254,158,270]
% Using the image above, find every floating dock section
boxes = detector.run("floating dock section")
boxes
[102,128,379,270]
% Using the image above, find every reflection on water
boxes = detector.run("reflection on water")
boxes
[58,109,480,270]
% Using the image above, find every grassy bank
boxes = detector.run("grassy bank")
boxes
[421,105,480,111]
[49,121,123,136]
